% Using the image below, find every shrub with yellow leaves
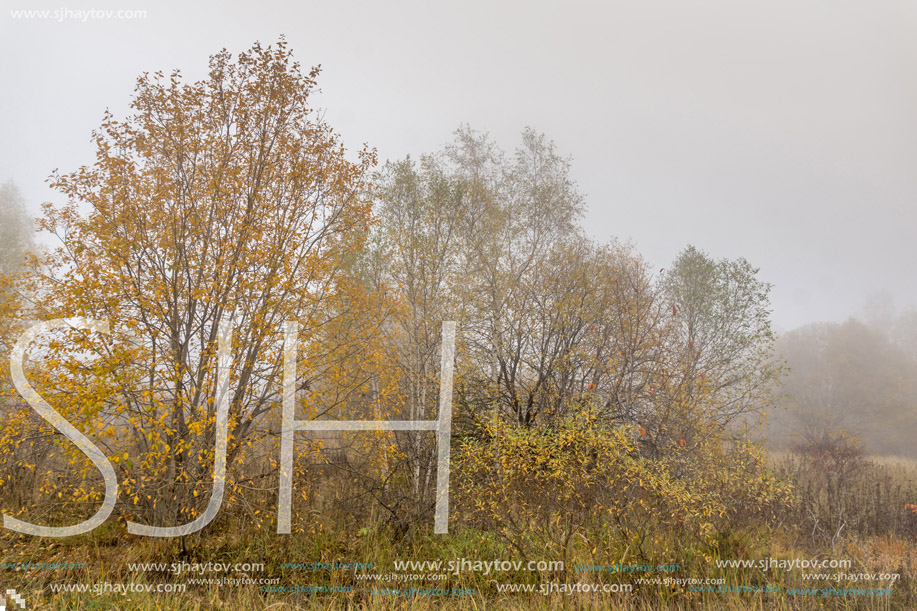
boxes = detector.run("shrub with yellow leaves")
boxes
[454,408,791,563]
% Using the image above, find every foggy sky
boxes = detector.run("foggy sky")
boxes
[2,0,916,332]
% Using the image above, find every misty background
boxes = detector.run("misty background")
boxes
[2,0,917,453]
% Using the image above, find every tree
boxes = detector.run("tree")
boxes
[0,181,36,366]
[772,320,917,455]
[0,182,35,277]
[319,126,590,530]
[370,154,465,524]
[446,126,586,427]
[12,39,375,533]
[0,182,39,514]
[660,246,779,431]
[861,292,917,363]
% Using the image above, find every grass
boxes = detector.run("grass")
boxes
[3,450,917,609]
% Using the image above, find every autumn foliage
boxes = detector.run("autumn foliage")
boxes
[1,41,788,555]
[1,40,376,530]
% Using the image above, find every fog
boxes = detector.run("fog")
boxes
[2,0,916,331]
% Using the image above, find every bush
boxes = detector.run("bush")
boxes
[454,410,791,562]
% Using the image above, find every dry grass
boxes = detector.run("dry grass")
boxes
[3,446,917,609]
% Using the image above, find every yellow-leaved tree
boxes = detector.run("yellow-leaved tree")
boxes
[6,39,376,534]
